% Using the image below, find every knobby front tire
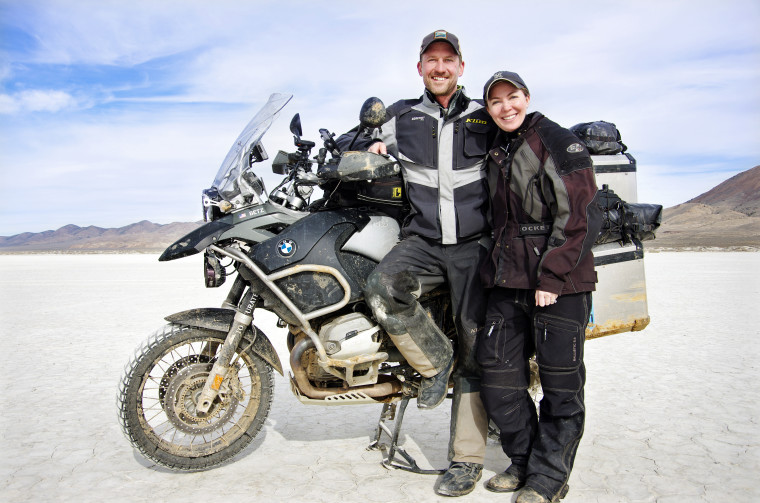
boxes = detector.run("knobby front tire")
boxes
[117,323,274,471]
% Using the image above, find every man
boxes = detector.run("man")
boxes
[337,30,495,497]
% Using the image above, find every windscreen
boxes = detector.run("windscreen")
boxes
[212,93,293,197]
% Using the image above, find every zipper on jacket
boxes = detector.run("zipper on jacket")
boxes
[492,145,513,286]
[524,173,541,217]
[487,320,497,337]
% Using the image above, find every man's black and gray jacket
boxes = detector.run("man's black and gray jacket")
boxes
[337,88,495,244]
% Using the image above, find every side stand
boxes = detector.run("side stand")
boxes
[367,396,445,475]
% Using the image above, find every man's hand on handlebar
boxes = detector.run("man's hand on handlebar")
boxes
[368,142,387,155]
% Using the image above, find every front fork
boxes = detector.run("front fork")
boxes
[196,291,259,415]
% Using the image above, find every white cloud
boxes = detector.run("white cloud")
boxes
[0,89,79,114]
[0,94,16,114]
[11,0,230,66]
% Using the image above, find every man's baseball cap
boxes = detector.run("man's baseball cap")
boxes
[483,71,530,101]
[420,30,462,58]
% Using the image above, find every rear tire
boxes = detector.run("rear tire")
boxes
[117,323,274,470]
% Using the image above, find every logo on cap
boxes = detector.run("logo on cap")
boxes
[434,30,448,39]
[277,239,296,257]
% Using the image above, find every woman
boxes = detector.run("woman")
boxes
[477,71,598,503]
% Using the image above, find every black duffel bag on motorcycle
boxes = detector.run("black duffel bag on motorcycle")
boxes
[592,184,662,245]
[570,121,627,155]
[319,175,409,221]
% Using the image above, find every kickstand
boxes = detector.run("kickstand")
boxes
[367,396,445,475]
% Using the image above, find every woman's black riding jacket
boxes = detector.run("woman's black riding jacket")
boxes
[480,112,598,295]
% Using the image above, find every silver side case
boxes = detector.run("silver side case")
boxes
[588,153,650,338]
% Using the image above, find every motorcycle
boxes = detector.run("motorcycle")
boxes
[117,93,460,473]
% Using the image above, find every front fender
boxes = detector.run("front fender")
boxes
[165,308,283,375]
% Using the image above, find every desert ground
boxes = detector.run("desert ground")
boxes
[1,251,758,502]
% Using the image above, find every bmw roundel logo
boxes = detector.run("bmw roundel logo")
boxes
[277,239,296,256]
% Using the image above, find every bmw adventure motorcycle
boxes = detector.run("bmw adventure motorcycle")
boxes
[117,93,463,473]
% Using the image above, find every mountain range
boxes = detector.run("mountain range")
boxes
[1,166,759,253]
[0,220,203,253]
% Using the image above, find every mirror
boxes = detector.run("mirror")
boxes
[359,97,386,129]
[289,113,303,138]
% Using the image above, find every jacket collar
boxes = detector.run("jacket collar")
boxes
[488,112,543,161]
[423,86,470,119]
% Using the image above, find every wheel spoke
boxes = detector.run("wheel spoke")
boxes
[119,326,273,469]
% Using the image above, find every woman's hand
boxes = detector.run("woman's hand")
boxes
[535,290,558,307]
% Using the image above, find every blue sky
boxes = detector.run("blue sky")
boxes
[1,0,759,236]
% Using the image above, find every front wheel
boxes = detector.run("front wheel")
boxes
[117,324,274,471]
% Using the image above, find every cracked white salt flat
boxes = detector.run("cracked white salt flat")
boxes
[1,252,758,502]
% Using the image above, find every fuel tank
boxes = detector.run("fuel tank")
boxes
[249,208,400,314]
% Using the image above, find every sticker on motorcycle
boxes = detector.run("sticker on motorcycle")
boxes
[238,208,265,220]
[278,239,296,256]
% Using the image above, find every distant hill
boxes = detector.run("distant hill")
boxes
[2,166,759,252]
[653,165,760,250]
[0,220,203,253]
[686,165,760,215]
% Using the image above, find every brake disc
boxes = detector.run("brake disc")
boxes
[162,362,239,435]
[158,354,212,402]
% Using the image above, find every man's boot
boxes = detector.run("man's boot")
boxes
[417,356,454,409]
[436,462,483,497]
